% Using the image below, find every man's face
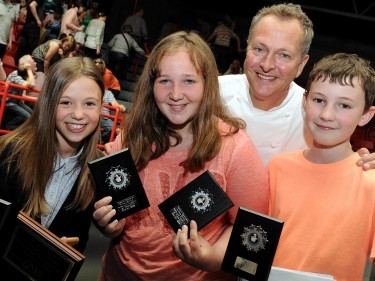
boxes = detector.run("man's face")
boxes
[243,15,309,110]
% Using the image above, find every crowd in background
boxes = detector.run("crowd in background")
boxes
[0,0,249,135]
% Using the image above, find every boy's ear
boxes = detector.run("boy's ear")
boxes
[302,91,308,110]
[358,106,375,127]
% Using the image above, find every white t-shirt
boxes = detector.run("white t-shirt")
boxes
[219,74,312,165]
[0,0,16,45]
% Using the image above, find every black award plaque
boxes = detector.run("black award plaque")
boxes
[221,207,284,281]
[158,170,234,233]
[88,148,150,220]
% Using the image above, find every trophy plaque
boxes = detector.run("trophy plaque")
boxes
[88,148,150,220]
[158,170,234,233]
[0,207,85,281]
[221,207,284,280]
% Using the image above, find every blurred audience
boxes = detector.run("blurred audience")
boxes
[224,58,243,75]
[32,35,76,73]
[84,11,107,59]
[107,24,147,80]
[94,58,121,98]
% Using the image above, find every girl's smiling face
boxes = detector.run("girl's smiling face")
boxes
[153,49,204,133]
[55,76,102,156]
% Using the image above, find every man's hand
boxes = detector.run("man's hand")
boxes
[357,148,375,170]
[6,42,12,52]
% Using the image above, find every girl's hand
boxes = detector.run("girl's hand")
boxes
[172,220,222,272]
[61,236,79,246]
[93,196,125,238]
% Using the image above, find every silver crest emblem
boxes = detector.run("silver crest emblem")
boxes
[241,224,268,252]
[105,165,130,191]
[189,188,213,213]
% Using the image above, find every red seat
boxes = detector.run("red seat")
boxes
[2,55,17,76]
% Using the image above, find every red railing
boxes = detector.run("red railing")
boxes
[0,81,40,134]
[0,81,125,147]
[97,105,125,149]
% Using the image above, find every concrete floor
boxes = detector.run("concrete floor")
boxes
[365,261,375,281]
[76,224,110,281]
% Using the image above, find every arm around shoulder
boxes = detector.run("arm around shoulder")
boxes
[357,147,375,171]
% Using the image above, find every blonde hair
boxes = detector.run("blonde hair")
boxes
[60,35,77,55]
[94,58,106,75]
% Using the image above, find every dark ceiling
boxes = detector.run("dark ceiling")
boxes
[99,0,375,87]
[171,0,375,21]
[170,0,375,44]
[100,0,375,49]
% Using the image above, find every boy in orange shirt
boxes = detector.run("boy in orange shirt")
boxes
[268,53,375,281]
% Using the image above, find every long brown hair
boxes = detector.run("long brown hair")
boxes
[121,30,245,173]
[0,56,104,217]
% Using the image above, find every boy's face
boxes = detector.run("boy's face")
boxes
[303,77,373,148]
